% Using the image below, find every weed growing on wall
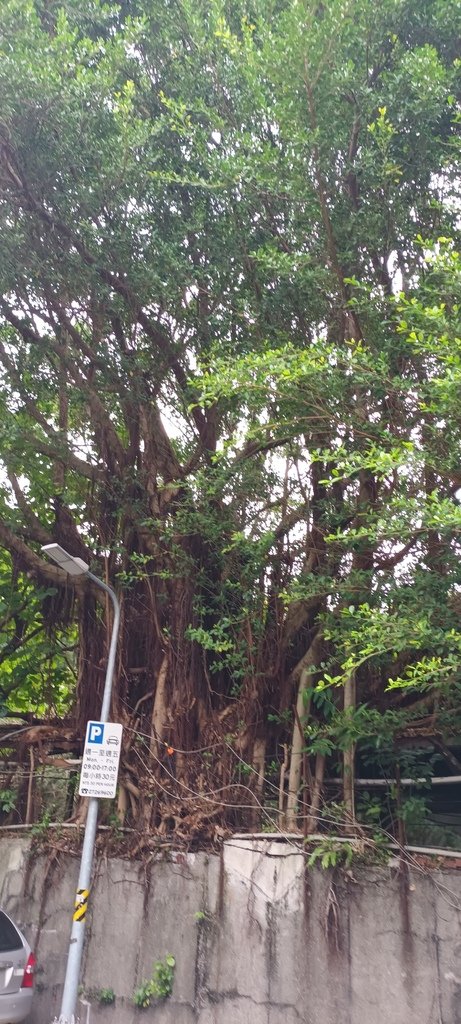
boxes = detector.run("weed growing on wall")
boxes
[133,955,176,1009]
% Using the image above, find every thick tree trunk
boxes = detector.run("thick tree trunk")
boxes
[286,633,322,830]
[150,651,169,758]
[252,736,266,828]
[343,672,356,831]
[306,752,325,835]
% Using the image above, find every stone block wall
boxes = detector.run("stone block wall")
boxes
[1,835,461,1023]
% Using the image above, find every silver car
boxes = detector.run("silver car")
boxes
[0,910,35,1023]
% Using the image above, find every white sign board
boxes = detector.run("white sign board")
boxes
[79,721,123,799]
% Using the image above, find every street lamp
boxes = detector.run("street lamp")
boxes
[41,544,121,1024]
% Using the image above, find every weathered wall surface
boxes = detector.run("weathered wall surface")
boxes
[1,834,461,1024]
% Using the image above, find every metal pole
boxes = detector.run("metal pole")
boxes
[56,574,120,1024]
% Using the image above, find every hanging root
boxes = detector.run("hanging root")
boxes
[324,878,341,952]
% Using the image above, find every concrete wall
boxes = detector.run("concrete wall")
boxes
[1,834,461,1023]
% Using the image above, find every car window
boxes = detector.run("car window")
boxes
[0,911,23,952]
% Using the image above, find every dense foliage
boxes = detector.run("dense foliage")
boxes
[0,0,460,841]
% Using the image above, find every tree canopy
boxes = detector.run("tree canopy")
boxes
[0,0,461,843]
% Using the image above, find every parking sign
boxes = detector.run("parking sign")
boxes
[79,721,123,799]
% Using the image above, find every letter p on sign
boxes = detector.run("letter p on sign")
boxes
[88,722,104,744]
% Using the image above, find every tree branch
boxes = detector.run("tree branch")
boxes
[0,300,125,469]
[0,518,102,602]
[7,474,51,545]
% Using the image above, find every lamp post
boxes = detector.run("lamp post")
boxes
[41,544,120,1024]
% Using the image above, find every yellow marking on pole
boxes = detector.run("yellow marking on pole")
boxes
[73,888,89,922]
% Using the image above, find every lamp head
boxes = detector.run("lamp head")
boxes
[41,544,89,576]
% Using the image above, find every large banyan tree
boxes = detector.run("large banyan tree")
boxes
[0,0,461,840]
